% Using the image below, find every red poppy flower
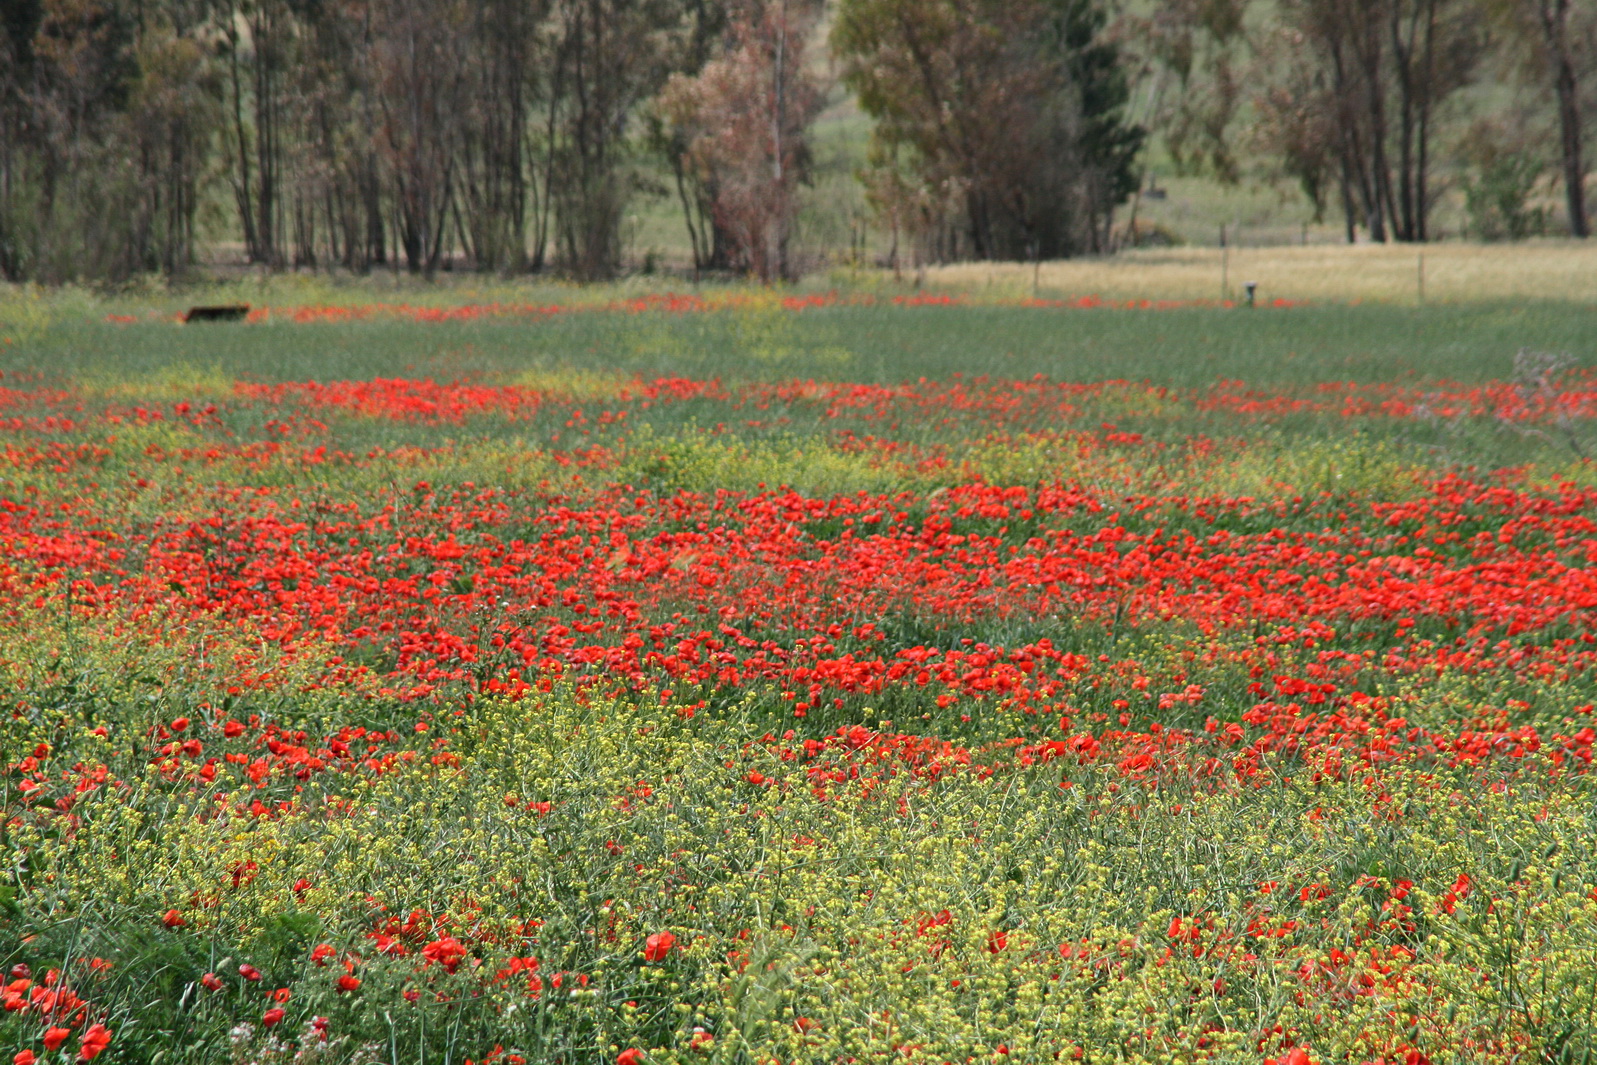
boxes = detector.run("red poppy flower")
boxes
[14,1050,36,1065]
[642,931,676,961]
[337,975,361,992]
[617,1051,644,1065]
[76,1025,111,1063]
[238,963,262,981]
[161,909,186,928]
[42,1029,69,1053]
[420,936,467,973]
[262,1008,285,1027]
[201,972,224,991]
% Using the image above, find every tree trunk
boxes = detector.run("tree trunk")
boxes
[1554,58,1588,237]
[1541,0,1589,237]
[252,10,279,267]
[1390,0,1418,240]
[1360,16,1395,243]
[1339,159,1359,243]
[227,20,258,261]
[1414,0,1436,241]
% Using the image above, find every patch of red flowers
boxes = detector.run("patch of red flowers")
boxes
[3,367,1595,1063]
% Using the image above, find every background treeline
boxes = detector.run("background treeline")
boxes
[0,0,1592,283]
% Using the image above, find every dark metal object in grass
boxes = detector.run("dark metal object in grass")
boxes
[1244,282,1257,308]
[184,305,250,323]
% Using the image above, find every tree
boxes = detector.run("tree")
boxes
[0,0,143,280]
[656,0,824,281]
[832,0,1142,262]
[126,30,223,275]
[370,0,465,276]
[1251,23,1343,229]
[1056,0,1148,252]
[1117,0,1250,185]
[290,0,388,271]
[1264,0,1485,243]
[1488,0,1594,237]
[545,0,697,280]
[0,0,46,278]
[454,0,548,272]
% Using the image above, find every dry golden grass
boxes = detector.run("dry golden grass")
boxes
[923,239,1597,304]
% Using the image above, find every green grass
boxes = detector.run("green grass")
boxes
[7,302,1593,389]
[7,294,1593,483]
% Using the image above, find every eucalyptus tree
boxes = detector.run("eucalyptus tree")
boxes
[832,0,1143,261]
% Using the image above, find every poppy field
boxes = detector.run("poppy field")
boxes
[2,293,1597,1065]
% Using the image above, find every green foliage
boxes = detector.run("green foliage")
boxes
[6,679,1597,1062]
[0,0,210,283]
[1463,150,1549,242]
[834,0,1143,260]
